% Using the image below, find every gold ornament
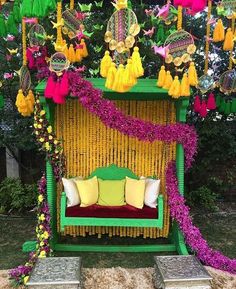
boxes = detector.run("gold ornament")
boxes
[187,44,196,54]
[165,54,173,64]
[129,24,140,36]
[181,53,190,63]
[173,57,182,66]
[109,39,117,50]
[116,41,125,53]
[125,35,135,48]
[104,31,112,43]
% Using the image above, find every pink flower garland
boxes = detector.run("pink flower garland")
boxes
[166,162,236,274]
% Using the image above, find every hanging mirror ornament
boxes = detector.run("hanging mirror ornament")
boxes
[197,75,215,94]
[62,9,85,39]
[105,7,139,53]
[219,69,236,93]
[164,30,196,66]
[220,0,236,18]
[28,24,46,47]
[49,52,70,75]
[19,66,31,94]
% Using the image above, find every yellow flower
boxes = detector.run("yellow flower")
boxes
[40,241,44,247]
[40,110,46,116]
[39,225,43,230]
[23,276,29,284]
[34,123,38,128]
[35,131,39,135]
[47,126,52,133]
[39,138,44,143]
[39,118,43,123]
[49,135,53,140]
[38,124,42,129]
[39,250,46,258]
[39,214,45,221]
[43,231,49,239]
[38,194,44,202]
[54,140,58,145]
[45,142,50,151]
[55,150,58,154]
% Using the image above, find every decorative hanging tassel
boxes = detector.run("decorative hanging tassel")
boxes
[168,76,180,98]
[162,71,173,90]
[224,102,231,115]
[182,0,192,8]
[80,39,88,58]
[0,15,7,37]
[216,94,222,107]
[32,0,45,18]
[25,90,35,114]
[207,92,216,110]
[53,81,66,104]
[231,99,236,113]
[193,95,201,113]
[199,100,208,117]
[131,47,144,78]
[20,0,32,17]
[6,13,18,36]
[68,44,76,63]
[105,63,117,90]
[180,73,190,97]
[191,0,206,13]
[13,0,21,23]
[157,66,166,87]
[188,62,198,86]
[126,59,137,87]
[75,48,82,62]
[219,99,226,113]
[223,28,234,51]
[63,45,69,58]
[100,51,112,78]
[213,19,225,42]
[112,64,125,93]
[59,72,69,97]
[15,89,28,116]
[45,75,56,98]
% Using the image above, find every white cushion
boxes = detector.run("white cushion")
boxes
[62,176,83,207]
[140,176,160,208]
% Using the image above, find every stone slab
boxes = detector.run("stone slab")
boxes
[27,257,82,289]
[153,255,212,289]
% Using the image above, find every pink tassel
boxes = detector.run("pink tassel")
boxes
[199,100,208,118]
[193,95,201,113]
[191,0,206,12]
[53,81,66,104]
[173,0,183,5]
[59,72,69,97]
[182,0,192,8]
[207,92,216,110]
[44,75,56,99]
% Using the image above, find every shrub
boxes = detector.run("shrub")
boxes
[0,178,38,214]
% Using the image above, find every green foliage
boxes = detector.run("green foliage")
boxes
[0,178,38,214]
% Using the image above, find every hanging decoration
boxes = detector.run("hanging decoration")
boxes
[173,0,207,14]
[100,0,144,93]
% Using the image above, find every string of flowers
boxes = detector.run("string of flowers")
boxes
[166,162,236,274]
[10,96,65,285]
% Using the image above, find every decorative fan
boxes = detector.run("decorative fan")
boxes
[28,24,46,47]
[164,30,196,66]
[219,69,236,93]
[49,52,70,75]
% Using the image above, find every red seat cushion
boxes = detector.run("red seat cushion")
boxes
[66,204,157,219]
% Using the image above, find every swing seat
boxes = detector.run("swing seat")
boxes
[60,164,164,232]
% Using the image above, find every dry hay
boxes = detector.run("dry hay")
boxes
[1,266,236,289]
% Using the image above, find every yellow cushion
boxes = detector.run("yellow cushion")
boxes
[98,179,126,206]
[125,177,145,209]
[75,176,98,207]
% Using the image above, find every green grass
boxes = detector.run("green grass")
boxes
[0,206,235,270]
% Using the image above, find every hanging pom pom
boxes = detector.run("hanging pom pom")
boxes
[157,66,166,87]
[180,73,190,97]
[6,13,18,36]
[105,63,117,90]
[168,76,180,98]
[223,28,234,51]
[0,15,7,38]
[131,47,144,78]
[45,75,56,99]
[213,19,225,42]
[100,51,112,78]
[199,100,208,118]
[112,64,126,93]
[191,0,206,13]
[68,44,76,63]
[25,90,35,114]
[163,71,173,90]
[59,72,69,97]
[188,62,198,86]
[20,0,32,17]
[80,39,88,58]
[193,95,201,113]
[53,81,66,104]
[207,92,216,110]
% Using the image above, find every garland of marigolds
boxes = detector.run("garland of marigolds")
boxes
[10,74,236,285]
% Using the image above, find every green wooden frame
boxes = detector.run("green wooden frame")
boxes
[23,78,189,254]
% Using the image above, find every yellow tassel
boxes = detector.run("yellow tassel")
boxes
[63,45,68,58]
[80,39,88,58]
[105,62,117,90]
[26,90,35,114]
[100,51,112,78]
[180,73,190,97]
[15,89,28,116]
[131,46,144,78]
[123,59,136,89]
[223,28,234,51]
[213,19,225,42]
[168,76,180,97]
[112,64,125,93]
[75,48,82,62]
[68,44,76,63]
[188,62,198,86]
[162,71,173,90]
[157,66,166,87]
